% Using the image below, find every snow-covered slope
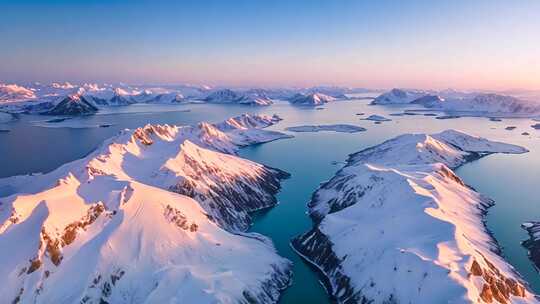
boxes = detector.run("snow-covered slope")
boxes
[0,114,293,303]
[0,114,291,230]
[288,93,336,106]
[292,130,535,304]
[0,176,291,304]
[203,89,273,106]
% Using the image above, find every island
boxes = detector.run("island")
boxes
[292,130,535,303]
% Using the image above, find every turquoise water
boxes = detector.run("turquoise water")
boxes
[1,101,539,302]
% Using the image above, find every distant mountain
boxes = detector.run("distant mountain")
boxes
[144,93,185,104]
[410,94,445,107]
[371,88,428,105]
[373,88,540,117]
[0,84,36,102]
[444,93,540,114]
[203,89,273,106]
[288,92,336,106]
[44,94,98,116]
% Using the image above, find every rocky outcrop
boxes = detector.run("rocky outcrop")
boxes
[522,222,540,272]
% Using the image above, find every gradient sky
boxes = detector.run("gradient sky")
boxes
[1,0,539,90]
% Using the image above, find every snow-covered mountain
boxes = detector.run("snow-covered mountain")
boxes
[373,88,540,117]
[0,114,293,303]
[203,89,273,106]
[44,94,98,116]
[437,93,540,115]
[0,82,212,115]
[130,91,185,104]
[288,93,336,106]
[371,88,428,105]
[292,130,535,303]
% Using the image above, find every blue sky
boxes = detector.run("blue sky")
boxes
[1,0,539,90]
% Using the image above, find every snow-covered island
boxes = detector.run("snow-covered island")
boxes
[0,114,294,303]
[372,88,540,118]
[292,130,535,303]
[202,89,274,106]
[285,124,366,133]
[288,92,338,106]
[521,222,540,273]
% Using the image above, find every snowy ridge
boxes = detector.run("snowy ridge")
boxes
[0,114,291,230]
[0,114,293,303]
[293,130,536,303]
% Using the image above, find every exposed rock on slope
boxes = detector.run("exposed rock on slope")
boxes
[522,222,540,272]
[0,114,293,303]
[292,130,535,303]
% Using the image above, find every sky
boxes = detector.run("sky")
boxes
[0,0,539,90]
